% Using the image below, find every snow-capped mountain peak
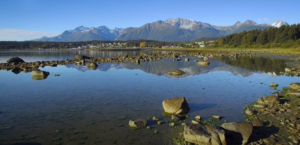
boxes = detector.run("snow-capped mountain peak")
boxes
[164,18,197,30]
[271,20,288,28]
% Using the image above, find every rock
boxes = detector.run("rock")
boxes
[195,115,201,121]
[75,55,90,60]
[285,68,292,72]
[197,61,210,66]
[245,108,254,115]
[32,75,49,80]
[152,116,159,121]
[194,60,198,62]
[185,58,189,61]
[31,69,50,76]
[181,123,186,126]
[128,119,147,129]
[253,104,266,108]
[251,119,263,127]
[7,57,25,63]
[146,126,150,130]
[263,138,277,145]
[191,120,199,124]
[169,123,175,127]
[222,122,253,145]
[289,83,300,90]
[11,67,21,74]
[168,69,185,75]
[183,124,226,145]
[162,97,190,114]
[270,82,278,87]
[213,115,222,120]
[87,62,98,68]
[287,89,300,96]
[171,115,180,122]
[54,74,60,77]
[203,56,209,61]
[157,121,163,125]
[257,95,280,105]
[290,136,299,144]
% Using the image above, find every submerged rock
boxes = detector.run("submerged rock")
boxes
[257,95,280,105]
[213,115,222,120]
[128,119,147,129]
[221,122,253,145]
[7,56,25,63]
[183,124,226,145]
[168,69,185,75]
[270,82,278,87]
[162,97,190,115]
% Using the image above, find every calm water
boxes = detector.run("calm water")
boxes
[0,50,299,145]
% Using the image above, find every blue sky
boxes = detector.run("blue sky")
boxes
[0,0,299,41]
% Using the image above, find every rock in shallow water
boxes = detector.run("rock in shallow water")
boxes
[270,82,278,87]
[162,97,190,115]
[128,119,147,129]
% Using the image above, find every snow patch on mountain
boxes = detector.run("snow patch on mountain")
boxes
[271,20,288,28]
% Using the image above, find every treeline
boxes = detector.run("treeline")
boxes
[215,24,300,48]
[0,39,193,50]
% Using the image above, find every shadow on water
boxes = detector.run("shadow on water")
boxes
[224,126,279,144]
[188,103,217,113]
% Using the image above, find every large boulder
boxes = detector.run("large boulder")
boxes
[128,119,147,129]
[75,55,90,60]
[257,95,280,105]
[183,124,226,145]
[7,57,25,63]
[221,122,253,145]
[290,83,300,90]
[168,69,185,75]
[162,97,190,114]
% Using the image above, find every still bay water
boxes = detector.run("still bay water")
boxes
[0,50,299,145]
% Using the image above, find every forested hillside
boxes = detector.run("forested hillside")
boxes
[215,24,300,48]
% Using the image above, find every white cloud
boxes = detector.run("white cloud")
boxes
[264,18,268,21]
[0,29,59,41]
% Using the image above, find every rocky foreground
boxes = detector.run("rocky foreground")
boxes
[127,83,300,145]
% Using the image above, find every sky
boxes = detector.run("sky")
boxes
[0,0,299,41]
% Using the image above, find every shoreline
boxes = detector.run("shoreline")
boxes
[1,47,300,56]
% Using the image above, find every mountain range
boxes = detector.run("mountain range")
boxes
[34,18,289,42]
